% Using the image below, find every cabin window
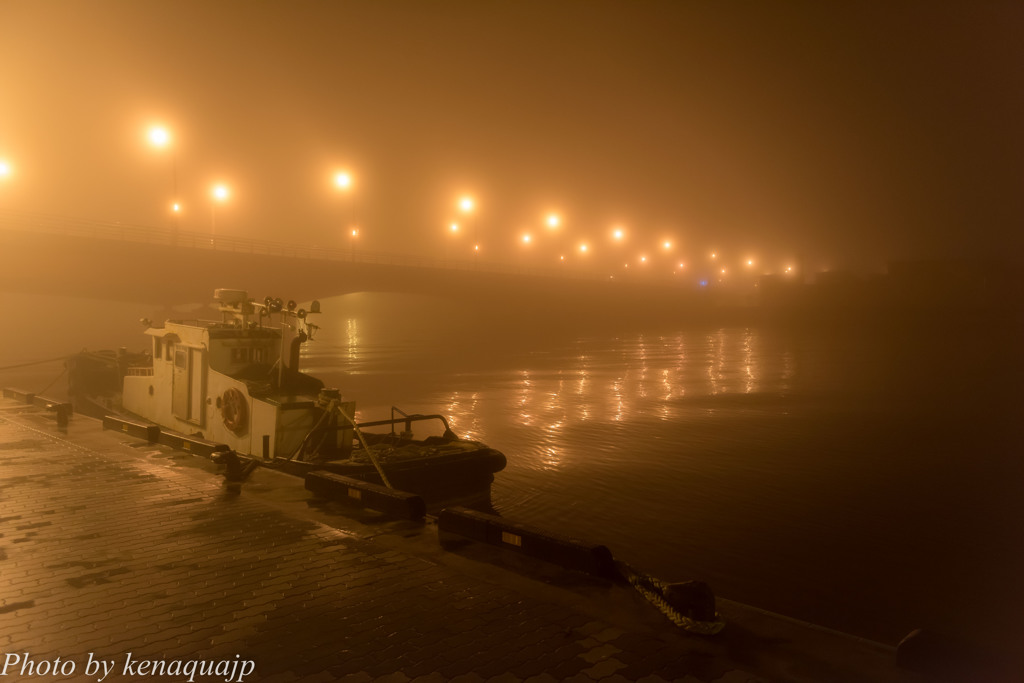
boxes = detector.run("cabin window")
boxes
[174,348,187,369]
[231,347,247,363]
[252,347,265,364]
[166,341,174,361]
[154,338,162,359]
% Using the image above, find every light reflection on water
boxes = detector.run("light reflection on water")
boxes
[298,294,1024,645]
[430,330,774,466]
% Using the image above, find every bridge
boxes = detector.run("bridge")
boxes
[0,210,715,324]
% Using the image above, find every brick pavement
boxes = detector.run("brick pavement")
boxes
[0,403,913,683]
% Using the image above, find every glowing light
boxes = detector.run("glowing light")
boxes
[711,252,717,259]
[663,241,672,250]
[560,255,565,261]
[747,259,754,266]
[351,228,359,237]
[721,268,726,274]
[579,243,588,253]
[474,244,480,251]
[450,222,459,233]
[335,172,352,189]
[211,184,230,201]
[546,214,560,228]
[678,262,685,269]
[148,126,170,147]
[0,160,11,177]
[522,233,532,244]
[172,202,181,213]
[612,228,624,241]
[459,196,474,213]
[640,255,647,263]
[786,266,793,273]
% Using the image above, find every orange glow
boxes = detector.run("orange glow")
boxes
[0,160,11,177]
[459,196,474,213]
[612,228,624,240]
[474,244,480,251]
[747,259,754,266]
[147,126,170,147]
[678,262,685,268]
[662,241,672,250]
[579,243,588,253]
[211,184,230,201]
[172,202,181,212]
[335,171,352,189]
[450,222,459,233]
[522,233,532,244]
[711,252,717,259]
[640,255,647,263]
[546,214,560,228]
[351,228,359,237]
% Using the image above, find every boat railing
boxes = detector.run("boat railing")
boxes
[357,408,453,438]
[125,367,154,377]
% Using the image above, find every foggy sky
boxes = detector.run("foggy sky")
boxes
[1,0,1021,273]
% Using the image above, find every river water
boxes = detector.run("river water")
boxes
[3,290,1022,648]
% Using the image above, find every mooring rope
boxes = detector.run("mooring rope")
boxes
[627,574,726,635]
[0,356,67,371]
[338,407,393,489]
[36,366,68,396]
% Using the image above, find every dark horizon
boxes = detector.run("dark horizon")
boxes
[1,1,1022,280]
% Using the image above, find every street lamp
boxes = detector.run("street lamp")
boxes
[147,125,180,233]
[334,170,356,239]
[210,184,229,242]
[457,196,476,263]
[148,126,170,147]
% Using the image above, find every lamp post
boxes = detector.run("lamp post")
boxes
[335,170,355,239]
[458,195,475,266]
[211,184,229,244]
[147,126,179,237]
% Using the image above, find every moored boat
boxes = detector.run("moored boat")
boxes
[68,289,505,493]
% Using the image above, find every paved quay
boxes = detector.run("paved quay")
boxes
[0,400,920,683]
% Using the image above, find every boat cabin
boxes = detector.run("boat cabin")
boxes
[123,289,330,459]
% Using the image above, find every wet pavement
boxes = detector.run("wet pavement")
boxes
[0,399,919,682]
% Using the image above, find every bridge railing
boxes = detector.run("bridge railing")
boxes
[0,208,605,281]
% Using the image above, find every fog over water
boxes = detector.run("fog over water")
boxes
[7,290,1020,648]
[3,4,1024,678]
